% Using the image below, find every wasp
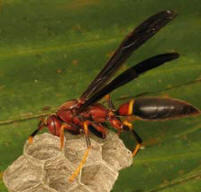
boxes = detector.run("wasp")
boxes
[28,10,200,181]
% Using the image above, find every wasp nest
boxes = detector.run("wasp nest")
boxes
[3,131,133,192]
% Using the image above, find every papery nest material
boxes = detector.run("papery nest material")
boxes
[3,131,133,192]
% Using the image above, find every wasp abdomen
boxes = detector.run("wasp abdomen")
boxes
[133,97,200,120]
[118,97,200,120]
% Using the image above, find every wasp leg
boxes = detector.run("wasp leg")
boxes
[59,123,69,150]
[69,121,91,182]
[60,124,66,150]
[106,97,126,136]
[89,122,107,139]
[123,120,143,157]
[59,123,80,150]
[131,129,143,157]
[108,115,123,136]
[28,120,45,144]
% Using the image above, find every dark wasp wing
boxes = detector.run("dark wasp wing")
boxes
[80,10,177,102]
[78,53,179,112]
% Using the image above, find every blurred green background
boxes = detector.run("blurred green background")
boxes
[0,0,201,191]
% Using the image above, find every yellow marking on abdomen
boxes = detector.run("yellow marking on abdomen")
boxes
[128,99,135,115]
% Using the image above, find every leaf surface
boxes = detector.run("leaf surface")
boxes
[0,0,201,191]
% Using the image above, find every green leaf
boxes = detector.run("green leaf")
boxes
[0,0,201,191]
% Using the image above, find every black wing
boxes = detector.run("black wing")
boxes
[78,53,179,112]
[79,10,177,102]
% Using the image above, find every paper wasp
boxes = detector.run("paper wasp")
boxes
[28,10,200,181]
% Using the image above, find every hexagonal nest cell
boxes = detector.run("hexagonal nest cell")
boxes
[3,131,133,192]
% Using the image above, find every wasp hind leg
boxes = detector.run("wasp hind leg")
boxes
[123,120,143,157]
[131,129,143,157]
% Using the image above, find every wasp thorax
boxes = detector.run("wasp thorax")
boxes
[59,99,79,110]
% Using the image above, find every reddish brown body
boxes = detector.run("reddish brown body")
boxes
[46,99,123,139]
[45,96,200,140]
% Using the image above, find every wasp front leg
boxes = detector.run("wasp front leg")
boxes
[28,119,46,144]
